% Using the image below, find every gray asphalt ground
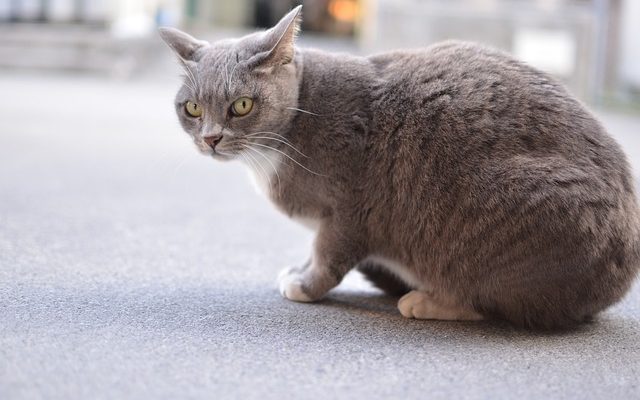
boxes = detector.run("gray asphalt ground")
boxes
[1,70,639,400]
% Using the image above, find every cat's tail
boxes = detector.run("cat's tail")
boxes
[357,261,413,297]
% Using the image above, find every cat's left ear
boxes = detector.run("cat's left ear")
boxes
[158,27,209,61]
[251,5,302,69]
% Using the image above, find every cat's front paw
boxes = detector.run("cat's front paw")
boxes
[278,267,313,302]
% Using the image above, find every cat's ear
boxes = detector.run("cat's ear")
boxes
[251,5,302,69]
[158,27,209,61]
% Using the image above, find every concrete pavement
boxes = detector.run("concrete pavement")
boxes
[0,72,639,400]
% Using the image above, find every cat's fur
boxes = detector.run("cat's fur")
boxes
[160,6,640,329]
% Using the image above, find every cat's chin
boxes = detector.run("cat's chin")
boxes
[196,147,235,161]
[210,152,235,162]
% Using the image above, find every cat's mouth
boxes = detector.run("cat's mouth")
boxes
[194,137,236,160]
[212,142,244,161]
[200,145,236,161]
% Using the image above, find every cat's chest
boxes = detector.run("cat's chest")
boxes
[243,150,282,199]
[242,151,322,232]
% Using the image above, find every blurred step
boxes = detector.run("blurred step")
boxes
[0,23,156,77]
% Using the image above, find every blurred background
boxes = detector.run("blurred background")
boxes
[1,0,640,106]
[2,3,640,397]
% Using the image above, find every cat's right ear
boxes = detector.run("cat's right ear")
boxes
[247,5,302,71]
[158,27,209,61]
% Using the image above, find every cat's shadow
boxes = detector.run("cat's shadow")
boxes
[314,287,637,342]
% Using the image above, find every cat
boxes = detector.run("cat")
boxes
[159,6,640,329]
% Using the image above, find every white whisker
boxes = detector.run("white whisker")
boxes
[239,152,253,170]
[240,150,263,186]
[245,145,281,190]
[180,75,197,95]
[239,152,264,189]
[245,131,293,143]
[241,144,272,188]
[239,152,255,175]
[247,142,326,177]
[178,58,198,96]
[285,107,321,116]
[247,136,308,158]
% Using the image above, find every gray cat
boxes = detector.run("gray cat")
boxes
[159,6,640,329]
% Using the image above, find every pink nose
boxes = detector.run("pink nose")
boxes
[203,134,223,149]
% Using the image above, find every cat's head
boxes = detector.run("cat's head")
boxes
[159,6,303,160]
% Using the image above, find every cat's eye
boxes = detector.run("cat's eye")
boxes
[231,97,253,117]
[185,101,202,117]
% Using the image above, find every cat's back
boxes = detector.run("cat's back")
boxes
[368,40,584,131]
[367,40,631,181]
[368,40,553,99]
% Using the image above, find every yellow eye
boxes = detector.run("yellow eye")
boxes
[231,97,253,117]
[185,101,202,117]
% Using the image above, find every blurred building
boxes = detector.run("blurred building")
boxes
[360,0,639,104]
[1,0,639,105]
[0,0,182,76]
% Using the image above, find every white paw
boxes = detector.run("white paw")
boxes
[278,267,312,302]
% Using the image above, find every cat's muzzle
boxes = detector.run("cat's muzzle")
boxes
[203,134,223,150]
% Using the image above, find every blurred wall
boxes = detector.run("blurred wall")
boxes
[619,0,640,93]
[1,0,639,106]
[359,0,620,102]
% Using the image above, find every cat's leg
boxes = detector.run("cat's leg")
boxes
[398,290,483,321]
[357,261,412,297]
[279,222,364,302]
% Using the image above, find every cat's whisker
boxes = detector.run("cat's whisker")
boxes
[244,131,299,146]
[183,82,196,95]
[239,149,262,184]
[178,58,199,97]
[239,152,256,177]
[180,74,197,95]
[246,136,309,158]
[244,145,281,190]
[179,61,196,86]
[182,71,198,96]
[247,142,326,177]
[239,152,266,190]
[241,144,272,188]
[285,107,321,116]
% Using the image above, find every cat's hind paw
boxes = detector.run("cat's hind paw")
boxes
[398,290,483,321]
[278,267,313,302]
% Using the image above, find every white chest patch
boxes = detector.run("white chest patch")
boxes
[242,149,282,198]
[364,254,425,290]
[291,215,321,231]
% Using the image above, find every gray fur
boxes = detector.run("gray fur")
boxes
[160,6,640,329]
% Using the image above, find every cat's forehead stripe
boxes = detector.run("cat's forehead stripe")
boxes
[196,46,243,100]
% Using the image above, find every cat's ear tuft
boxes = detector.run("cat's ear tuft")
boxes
[256,5,303,68]
[158,27,209,61]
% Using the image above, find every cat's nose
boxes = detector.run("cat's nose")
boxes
[203,134,223,149]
